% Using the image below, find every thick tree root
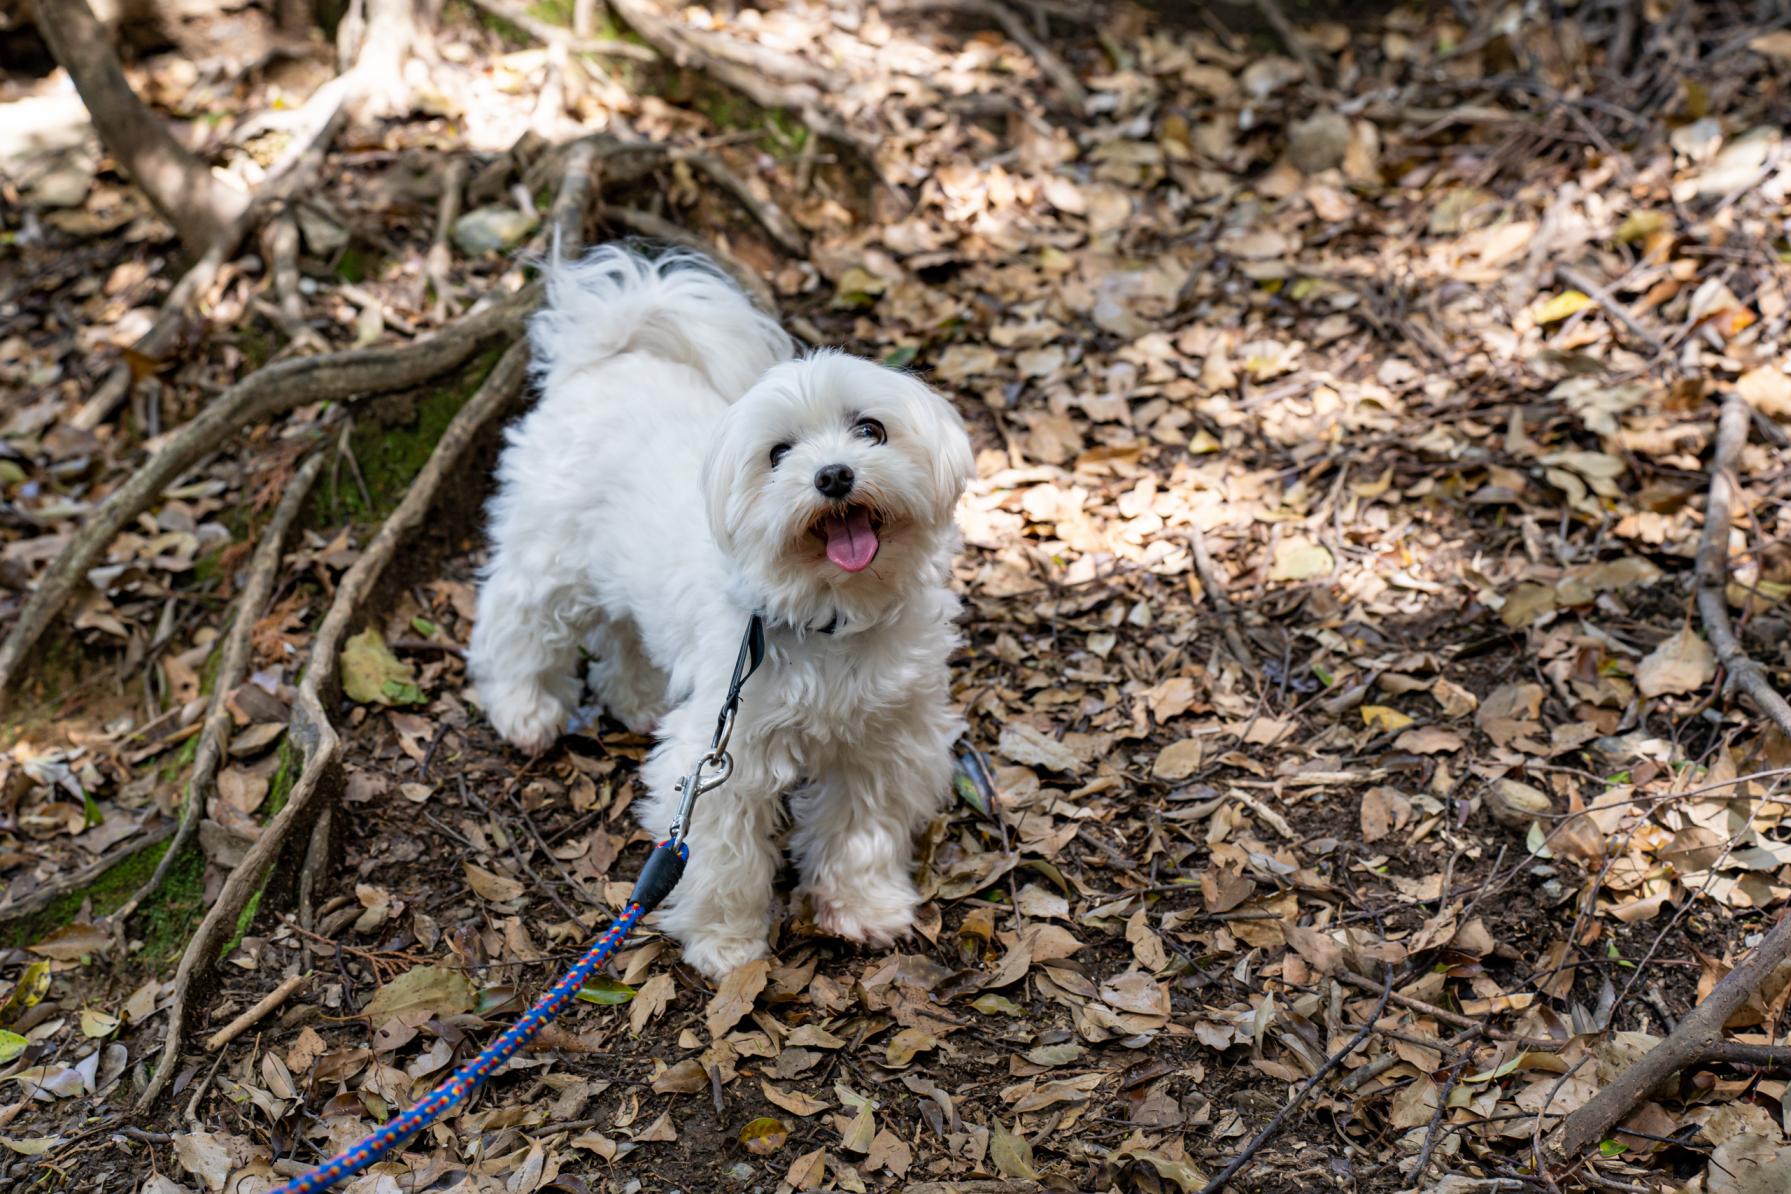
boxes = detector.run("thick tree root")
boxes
[1544,911,1791,1163]
[1696,393,1791,738]
[0,820,174,924]
[139,340,531,1111]
[69,102,349,432]
[108,450,326,929]
[607,0,883,172]
[0,285,537,706]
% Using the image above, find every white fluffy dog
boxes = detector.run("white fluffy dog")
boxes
[468,246,973,978]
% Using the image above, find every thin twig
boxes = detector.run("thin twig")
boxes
[203,973,311,1052]
[1199,966,1393,1193]
[1555,263,1666,354]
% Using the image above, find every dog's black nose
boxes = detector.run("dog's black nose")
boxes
[814,464,855,499]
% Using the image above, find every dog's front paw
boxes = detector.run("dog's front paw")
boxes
[485,686,569,756]
[679,931,771,980]
[810,889,917,949]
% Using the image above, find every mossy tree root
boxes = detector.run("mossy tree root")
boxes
[0,285,537,707]
[139,340,532,1112]
[108,450,327,929]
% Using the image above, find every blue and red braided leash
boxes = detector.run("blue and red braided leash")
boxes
[270,616,765,1194]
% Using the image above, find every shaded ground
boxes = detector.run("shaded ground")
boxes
[4,2,1791,1193]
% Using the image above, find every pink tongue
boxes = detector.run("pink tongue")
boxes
[822,507,879,572]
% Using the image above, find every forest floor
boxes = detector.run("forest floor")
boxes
[4,2,1791,1192]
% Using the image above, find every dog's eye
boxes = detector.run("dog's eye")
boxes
[769,443,792,467]
[852,417,886,445]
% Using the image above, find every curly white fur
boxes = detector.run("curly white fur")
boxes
[468,246,973,978]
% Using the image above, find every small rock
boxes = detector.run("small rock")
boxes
[723,1164,755,1183]
[1486,778,1552,830]
[1288,110,1350,174]
[29,153,96,208]
[452,204,538,255]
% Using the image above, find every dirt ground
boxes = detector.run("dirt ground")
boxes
[5,2,1791,1192]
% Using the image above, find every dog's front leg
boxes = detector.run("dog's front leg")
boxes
[639,718,782,979]
[791,737,951,948]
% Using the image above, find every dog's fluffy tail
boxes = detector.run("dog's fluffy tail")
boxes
[528,245,793,400]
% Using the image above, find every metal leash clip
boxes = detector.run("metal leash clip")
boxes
[666,614,765,846]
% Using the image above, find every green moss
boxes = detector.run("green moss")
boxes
[223,887,264,962]
[237,322,277,371]
[324,346,504,522]
[0,840,204,965]
[264,738,298,820]
[528,0,574,24]
[334,245,372,284]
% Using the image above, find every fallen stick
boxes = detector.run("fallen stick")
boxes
[140,340,532,1111]
[1188,522,1257,671]
[202,972,310,1052]
[0,283,536,706]
[1695,393,1791,738]
[108,450,326,928]
[1544,910,1791,1164]
[1199,967,1393,1193]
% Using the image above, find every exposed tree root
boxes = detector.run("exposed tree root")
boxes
[0,285,536,706]
[424,158,469,322]
[31,0,249,254]
[545,138,602,252]
[1696,393,1791,738]
[108,450,326,929]
[140,340,532,1111]
[68,101,350,432]
[0,820,174,924]
[673,149,809,257]
[463,0,657,60]
[1544,910,1791,1164]
[606,0,882,173]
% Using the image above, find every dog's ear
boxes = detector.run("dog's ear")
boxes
[900,373,975,524]
[700,423,744,558]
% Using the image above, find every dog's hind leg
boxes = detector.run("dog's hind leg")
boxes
[584,618,667,736]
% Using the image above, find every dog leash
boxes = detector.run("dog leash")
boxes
[269,615,766,1194]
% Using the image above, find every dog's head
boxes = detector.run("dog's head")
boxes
[703,351,973,628]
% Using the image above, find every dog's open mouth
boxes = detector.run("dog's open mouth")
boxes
[811,505,882,573]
